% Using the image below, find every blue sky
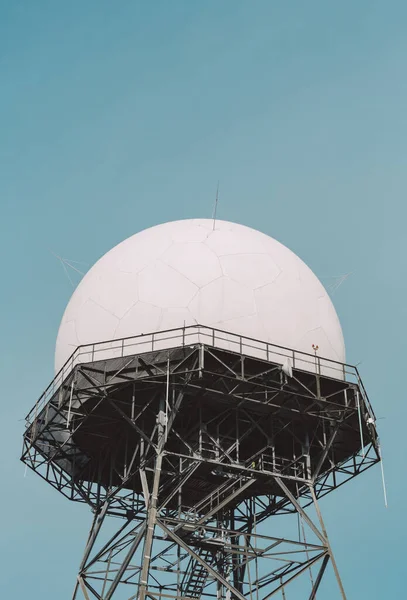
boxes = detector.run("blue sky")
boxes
[1,1,406,597]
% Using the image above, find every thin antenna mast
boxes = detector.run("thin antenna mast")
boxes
[326,272,353,295]
[378,442,388,508]
[212,181,219,230]
[51,251,87,287]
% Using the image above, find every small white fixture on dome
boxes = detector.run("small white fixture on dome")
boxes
[55,219,345,374]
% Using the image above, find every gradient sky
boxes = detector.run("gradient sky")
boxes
[1,1,406,597]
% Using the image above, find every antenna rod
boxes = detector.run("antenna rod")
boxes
[212,181,219,230]
[379,443,388,508]
[50,250,86,285]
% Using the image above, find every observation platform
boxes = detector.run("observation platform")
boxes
[22,325,379,517]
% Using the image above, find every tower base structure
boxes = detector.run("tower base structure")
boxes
[22,326,379,599]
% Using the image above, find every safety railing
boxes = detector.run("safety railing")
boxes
[25,325,375,424]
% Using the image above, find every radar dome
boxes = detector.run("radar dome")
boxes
[55,219,345,372]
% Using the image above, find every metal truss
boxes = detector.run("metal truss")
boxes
[21,333,380,599]
[71,490,335,600]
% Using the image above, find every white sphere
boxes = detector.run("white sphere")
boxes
[55,219,345,372]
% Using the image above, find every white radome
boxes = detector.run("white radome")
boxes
[55,219,345,373]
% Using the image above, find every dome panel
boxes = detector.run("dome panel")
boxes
[114,302,162,339]
[137,261,198,308]
[220,314,265,341]
[187,277,256,325]
[170,224,211,243]
[317,296,345,358]
[116,226,173,273]
[220,253,280,289]
[220,279,256,322]
[58,320,79,356]
[87,270,139,319]
[159,307,196,330]
[74,299,119,345]
[205,228,270,256]
[188,278,224,325]
[162,242,222,287]
[255,274,321,350]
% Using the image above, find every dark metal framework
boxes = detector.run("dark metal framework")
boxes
[22,326,379,599]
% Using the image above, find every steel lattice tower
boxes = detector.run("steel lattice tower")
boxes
[22,325,379,599]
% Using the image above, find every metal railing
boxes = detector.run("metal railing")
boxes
[25,325,375,423]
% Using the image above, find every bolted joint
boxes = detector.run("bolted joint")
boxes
[157,410,167,427]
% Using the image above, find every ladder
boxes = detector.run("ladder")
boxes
[181,547,215,599]
[176,476,255,534]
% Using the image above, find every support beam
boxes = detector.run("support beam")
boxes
[273,477,325,545]
[138,399,166,600]
[308,555,329,600]
[309,487,347,600]
[138,454,163,600]
[104,524,146,600]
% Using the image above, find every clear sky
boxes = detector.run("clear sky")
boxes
[1,1,405,597]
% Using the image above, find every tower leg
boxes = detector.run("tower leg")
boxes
[137,453,163,600]
[310,487,347,599]
[274,476,347,600]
